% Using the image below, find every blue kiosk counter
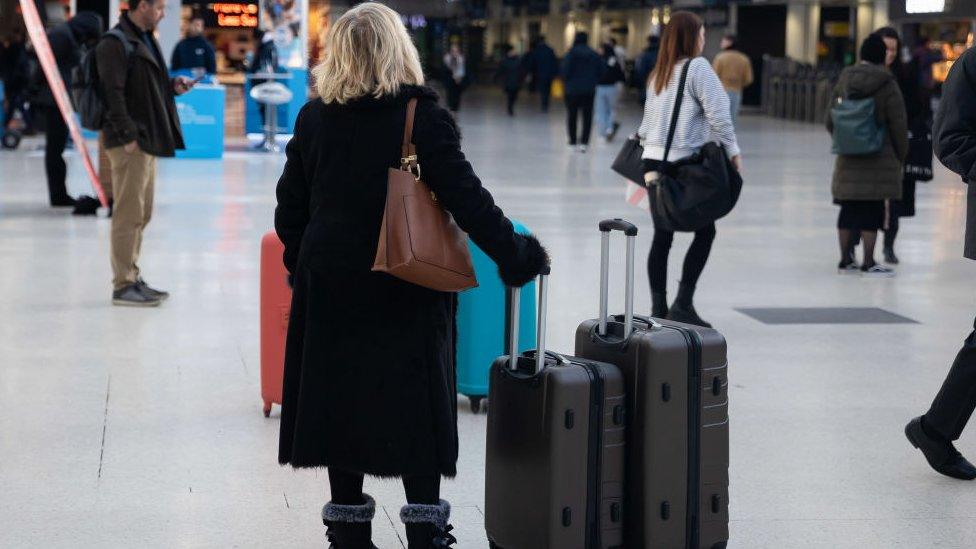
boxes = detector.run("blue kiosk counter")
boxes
[175,83,226,159]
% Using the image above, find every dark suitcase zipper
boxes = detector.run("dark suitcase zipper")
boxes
[659,325,703,549]
[571,357,605,549]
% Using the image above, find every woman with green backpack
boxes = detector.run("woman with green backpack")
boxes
[828,33,908,277]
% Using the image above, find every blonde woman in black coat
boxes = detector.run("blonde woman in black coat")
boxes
[273,3,548,548]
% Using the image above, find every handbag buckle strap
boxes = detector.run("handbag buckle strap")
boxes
[401,154,422,181]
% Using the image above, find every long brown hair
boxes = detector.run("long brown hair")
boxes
[650,11,703,95]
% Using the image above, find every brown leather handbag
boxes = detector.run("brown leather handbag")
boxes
[372,98,478,292]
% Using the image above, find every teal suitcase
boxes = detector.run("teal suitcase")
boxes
[457,221,536,413]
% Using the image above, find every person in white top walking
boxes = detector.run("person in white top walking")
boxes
[443,44,466,112]
[636,11,741,327]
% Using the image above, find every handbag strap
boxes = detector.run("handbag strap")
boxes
[662,58,692,163]
[401,98,418,170]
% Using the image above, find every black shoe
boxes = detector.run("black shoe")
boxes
[607,121,621,142]
[71,195,101,216]
[905,417,976,480]
[884,246,900,265]
[401,500,456,549]
[136,278,169,301]
[838,260,860,274]
[51,196,75,208]
[112,284,161,307]
[667,304,712,328]
[322,494,378,549]
[668,283,712,328]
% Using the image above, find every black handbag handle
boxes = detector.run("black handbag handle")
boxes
[662,58,692,164]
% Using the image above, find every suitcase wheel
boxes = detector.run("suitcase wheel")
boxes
[469,396,486,414]
[1,130,21,150]
[263,401,273,417]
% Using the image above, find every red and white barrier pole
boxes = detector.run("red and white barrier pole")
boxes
[19,0,108,208]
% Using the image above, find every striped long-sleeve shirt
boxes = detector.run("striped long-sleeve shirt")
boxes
[637,57,740,161]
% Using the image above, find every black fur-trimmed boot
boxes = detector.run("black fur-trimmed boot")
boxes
[322,494,378,549]
[400,499,457,548]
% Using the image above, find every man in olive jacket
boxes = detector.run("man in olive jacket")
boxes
[905,45,976,480]
[95,0,195,306]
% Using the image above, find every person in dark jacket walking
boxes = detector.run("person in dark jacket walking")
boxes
[561,31,604,152]
[274,4,548,547]
[905,44,976,481]
[525,36,558,111]
[634,34,659,105]
[595,42,625,142]
[96,0,195,306]
[170,14,216,75]
[1,31,31,135]
[30,12,103,207]
[828,34,908,277]
[494,44,524,116]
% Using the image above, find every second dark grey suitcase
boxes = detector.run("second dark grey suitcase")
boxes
[575,219,730,549]
[485,269,626,549]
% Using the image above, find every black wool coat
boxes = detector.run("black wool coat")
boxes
[934,46,976,260]
[275,86,547,477]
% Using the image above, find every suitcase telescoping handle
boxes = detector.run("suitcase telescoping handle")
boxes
[598,219,638,337]
[508,265,551,374]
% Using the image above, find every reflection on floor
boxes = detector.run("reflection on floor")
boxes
[2,90,976,548]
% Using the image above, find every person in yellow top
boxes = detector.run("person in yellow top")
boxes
[712,35,754,127]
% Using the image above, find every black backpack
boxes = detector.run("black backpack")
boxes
[72,29,133,131]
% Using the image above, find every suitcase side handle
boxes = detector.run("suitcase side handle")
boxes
[598,218,637,337]
[508,265,551,374]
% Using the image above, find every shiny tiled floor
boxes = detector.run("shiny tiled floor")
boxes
[2,89,976,548]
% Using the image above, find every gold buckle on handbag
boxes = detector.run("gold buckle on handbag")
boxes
[401,155,422,181]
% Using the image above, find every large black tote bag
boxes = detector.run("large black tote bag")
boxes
[649,60,743,232]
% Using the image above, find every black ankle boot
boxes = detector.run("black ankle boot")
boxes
[667,283,712,328]
[322,494,378,548]
[401,500,456,548]
[652,291,668,318]
[883,246,899,265]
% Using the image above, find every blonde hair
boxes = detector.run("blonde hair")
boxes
[314,3,425,104]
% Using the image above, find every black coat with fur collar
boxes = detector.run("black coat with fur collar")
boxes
[275,86,547,477]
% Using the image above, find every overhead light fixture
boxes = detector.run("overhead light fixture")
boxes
[905,0,946,13]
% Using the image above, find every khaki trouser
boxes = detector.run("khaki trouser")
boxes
[98,133,113,200]
[105,146,156,290]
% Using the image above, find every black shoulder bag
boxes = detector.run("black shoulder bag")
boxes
[649,60,743,232]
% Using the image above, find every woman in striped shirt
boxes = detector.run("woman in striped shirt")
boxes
[637,11,741,328]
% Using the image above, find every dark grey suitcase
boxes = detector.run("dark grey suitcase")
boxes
[575,219,730,549]
[485,269,627,549]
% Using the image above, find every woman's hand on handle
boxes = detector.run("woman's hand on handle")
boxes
[731,155,742,172]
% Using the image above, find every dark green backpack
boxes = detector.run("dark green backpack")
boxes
[830,96,885,156]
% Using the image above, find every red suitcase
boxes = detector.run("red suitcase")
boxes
[260,231,292,417]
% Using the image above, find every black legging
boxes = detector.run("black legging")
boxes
[328,467,440,505]
[884,213,899,249]
[565,93,595,145]
[648,223,716,294]
[446,80,463,112]
[44,106,71,204]
[505,88,519,115]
